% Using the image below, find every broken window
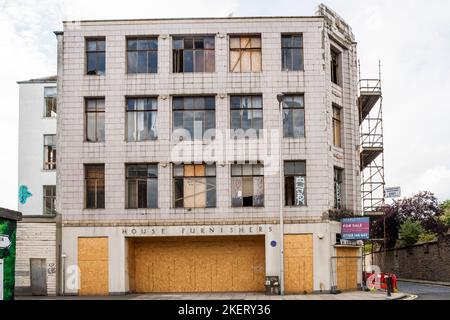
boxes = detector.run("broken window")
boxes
[173,163,216,208]
[43,135,56,170]
[334,168,344,210]
[86,38,105,75]
[126,164,158,209]
[230,95,263,137]
[333,105,342,147]
[173,96,215,141]
[231,163,264,207]
[43,185,56,215]
[85,98,105,142]
[282,34,303,71]
[331,47,341,85]
[173,36,215,73]
[127,37,158,74]
[285,161,307,206]
[229,36,262,72]
[44,87,57,117]
[282,95,305,138]
[127,97,158,141]
[85,164,105,209]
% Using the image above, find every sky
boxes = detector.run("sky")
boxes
[0,0,449,210]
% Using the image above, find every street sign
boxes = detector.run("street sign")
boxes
[0,235,11,249]
[341,218,370,240]
[385,187,401,199]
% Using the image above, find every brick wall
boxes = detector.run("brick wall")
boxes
[373,234,450,282]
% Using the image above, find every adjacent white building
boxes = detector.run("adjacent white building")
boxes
[16,76,59,296]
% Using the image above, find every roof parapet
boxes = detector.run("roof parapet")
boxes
[316,3,355,43]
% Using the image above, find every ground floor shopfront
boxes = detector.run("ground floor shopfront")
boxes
[61,222,362,296]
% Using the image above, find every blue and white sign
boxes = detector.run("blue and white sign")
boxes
[341,218,370,240]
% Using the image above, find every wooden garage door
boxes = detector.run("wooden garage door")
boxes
[130,236,265,293]
[336,247,359,291]
[78,237,109,296]
[284,234,313,294]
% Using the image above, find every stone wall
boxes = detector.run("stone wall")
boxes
[373,234,450,282]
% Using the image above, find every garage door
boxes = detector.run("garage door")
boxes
[78,237,109,296]
[336,247,359,291]
[129,236,265,293]
[284,234,313,294]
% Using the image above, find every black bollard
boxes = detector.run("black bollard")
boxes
[386,276,392,297]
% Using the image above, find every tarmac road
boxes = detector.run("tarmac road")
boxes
[397,281,450,300]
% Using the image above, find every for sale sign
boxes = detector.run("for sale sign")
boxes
[341,218,370,240]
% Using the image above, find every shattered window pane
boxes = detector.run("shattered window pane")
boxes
[173,36,215,73]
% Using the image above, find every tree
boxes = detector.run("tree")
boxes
[399,219,424,247]
[441,200,450,228]
[372,191,446,249]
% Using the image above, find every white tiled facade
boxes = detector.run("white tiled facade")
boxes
[58,5,362,294]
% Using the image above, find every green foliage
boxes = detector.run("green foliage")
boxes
[399,219,424,247]
[418,231,438,243]
[0,219,17,301]
[441,200,450,227]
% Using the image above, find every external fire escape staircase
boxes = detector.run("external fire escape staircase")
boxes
[359,62,385,217]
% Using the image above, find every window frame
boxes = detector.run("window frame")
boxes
[86,38,106,76]
[231,163,265,208]
[126,36,158,74]
[229,35,262,73]
[44,87,57,118]
[172,96,216,141]
[332,104,342,148]
[330,46,342,86]
[126,97,158,142]
[84,164,105,210]
[334,167,344,210]
[125,163,159,209]
[230,95,264,137]
[43,134,56,171]
[172,36,215,73]
[173,163,217,209]
[284,161,307,207]
[281,34,304,71]
[43,185,56,215]
[85,98,105,143]
[282,94,306,138]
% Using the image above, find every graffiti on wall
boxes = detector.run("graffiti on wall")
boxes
[0,219,17,300]
[19,185,32,205]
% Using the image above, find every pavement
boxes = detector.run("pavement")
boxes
[397,280,450,300]
[16,291,407,301]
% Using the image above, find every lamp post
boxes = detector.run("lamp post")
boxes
[276,94,285,296]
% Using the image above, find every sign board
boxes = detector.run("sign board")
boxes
[0,235,11,249]
[341,218,370,240]
[0,259,3,300]
[385,187,401,199]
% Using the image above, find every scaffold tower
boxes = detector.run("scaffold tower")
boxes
[359,61,385,216]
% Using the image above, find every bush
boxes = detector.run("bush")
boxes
[418,231,437,243]
[399,219,424,247]
[441,201,450,227]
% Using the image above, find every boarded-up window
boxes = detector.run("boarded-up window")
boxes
[285,161,307,206]
[333,105,342,147]
[174,164,216,208]
[229,36,261,73]
[231,164,264,207]
[173,36,215,73]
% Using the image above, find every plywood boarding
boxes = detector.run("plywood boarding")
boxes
[284,234,313,294]
[336,247,359,291]
[78,237,109,296]
[131,236,265,293]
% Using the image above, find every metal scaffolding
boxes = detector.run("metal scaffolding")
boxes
[359,61,385,216]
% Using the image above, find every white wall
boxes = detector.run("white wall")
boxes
[18,82,57,216]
